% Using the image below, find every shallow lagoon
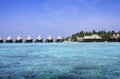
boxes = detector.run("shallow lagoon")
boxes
[0,42,120,79]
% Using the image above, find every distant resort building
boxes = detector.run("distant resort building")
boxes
[15,35,23,43]
[81,34,103,42]
[65,37,72,42]
[109,34,116,42]
[0,37,3,43]
[6,36,13,43]
[76,37,83,42]
[35,35,43,42]
[109,34,120,42]
[64,37,71,42]
[56,35,64,42]
[45,35,53,42]
[25,35,33,43]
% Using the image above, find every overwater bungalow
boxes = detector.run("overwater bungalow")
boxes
[109,34,120,42]
[15,35,23,43]
[6,36,13,43]
[0,37,3,43]
[25,35,33,43]
[56,35,64,42]
[45,35,53,42]
[83,34,103,42]
[35,35,43,43]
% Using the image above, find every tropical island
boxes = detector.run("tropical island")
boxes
[65,30,120,42]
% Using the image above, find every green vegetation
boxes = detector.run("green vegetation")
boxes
[65,30,120,41]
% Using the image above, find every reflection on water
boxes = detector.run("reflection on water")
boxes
[0,42,120,79]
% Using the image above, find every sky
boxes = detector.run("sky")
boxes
[0,0,120,39]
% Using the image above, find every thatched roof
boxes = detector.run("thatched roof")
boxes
[110,34,120,39]
[56,35,63,40]
[110,34,116,38]
[91,34,102,39]
[46,35,53,40]
[36,35,42,40]
[116,34,120,38]
[83,36,92,39]
[84,34,102,39]
[16,35,22,40]
[0,36,3,40]
[6,36,13,40]
[77,37,83,41]
[26,35,32,40]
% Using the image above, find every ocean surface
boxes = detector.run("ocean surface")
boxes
[0,42,120,79]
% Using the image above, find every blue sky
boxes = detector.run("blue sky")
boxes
[0,0,120,39]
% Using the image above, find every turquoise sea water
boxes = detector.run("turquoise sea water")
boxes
[0,42,120,79]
